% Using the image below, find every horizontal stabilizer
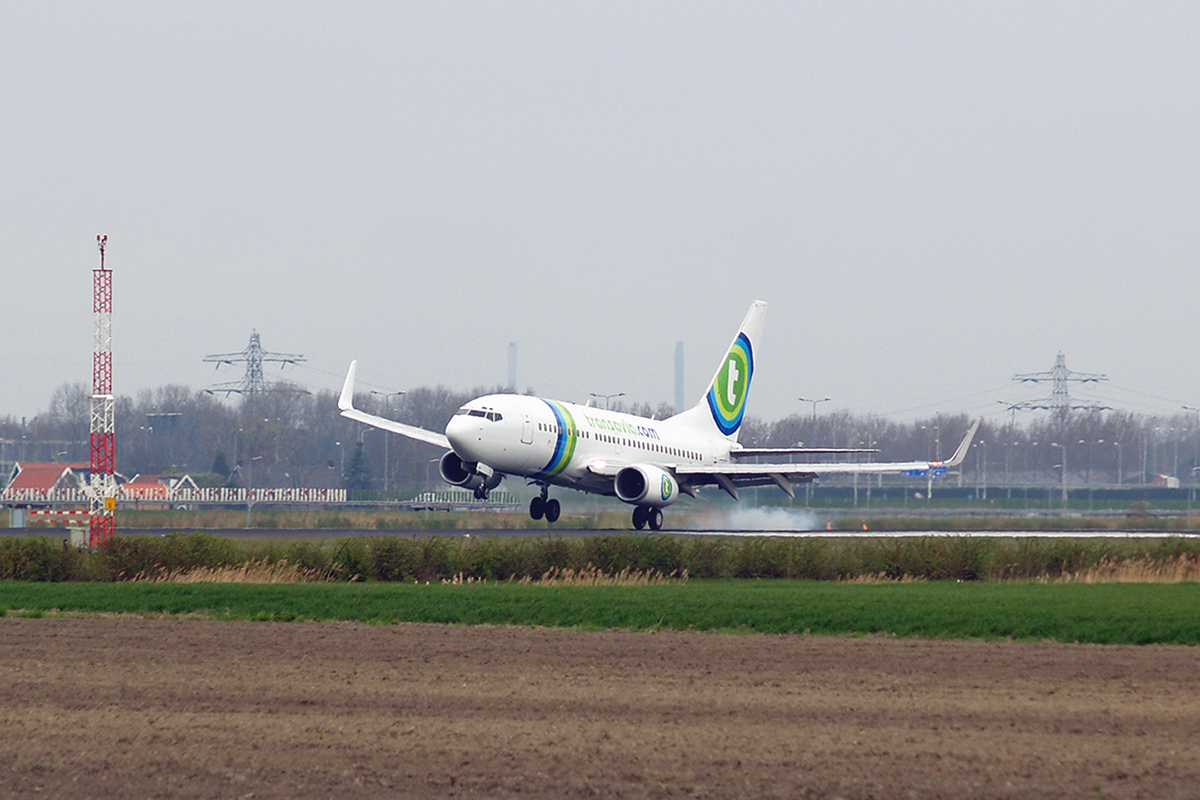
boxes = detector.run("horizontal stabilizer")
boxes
[674,418,983,497]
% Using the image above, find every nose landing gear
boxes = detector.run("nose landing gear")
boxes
[631,505,663,531]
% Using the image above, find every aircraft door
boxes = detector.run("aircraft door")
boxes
[521,413,534,445]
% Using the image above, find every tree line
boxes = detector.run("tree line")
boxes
[3,382,1198,494]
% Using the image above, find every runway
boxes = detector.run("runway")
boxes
[676,528,1200,539]
[8,526,1198,540]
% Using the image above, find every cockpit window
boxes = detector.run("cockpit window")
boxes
[457,406,503,421]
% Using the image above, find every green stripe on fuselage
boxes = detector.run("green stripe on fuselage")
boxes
[540,400,578,477]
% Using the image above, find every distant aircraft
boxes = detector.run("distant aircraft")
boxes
[339,301,980,530]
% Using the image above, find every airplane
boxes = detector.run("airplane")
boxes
[339,301,980,530]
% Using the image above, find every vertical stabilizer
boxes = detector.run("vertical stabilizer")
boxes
[668,301,767,442]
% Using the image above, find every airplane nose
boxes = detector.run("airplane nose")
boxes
[445,414,479,457]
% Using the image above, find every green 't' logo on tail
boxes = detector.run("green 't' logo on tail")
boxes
[706,332,753,436]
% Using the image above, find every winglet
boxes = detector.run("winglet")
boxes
[339,361,358,411]
[943,418,982,468]
[336,360,452,449]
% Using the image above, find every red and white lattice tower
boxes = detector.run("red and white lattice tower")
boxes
[89,235,116,548]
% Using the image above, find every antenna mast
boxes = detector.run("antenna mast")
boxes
[89,235,116,548]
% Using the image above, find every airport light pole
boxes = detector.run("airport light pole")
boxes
[1184,406,1200,489]
[358,428,380,496]
[589,391,624,410]
[371,390,406,493]
[997,400,1019,497]
[1082,439,1103,485]
[1112,441,1122,488]
[1026,441,1038,509]
[1050,442,1067,508]
[798,396,831,420]
[425,457,440,522]
[246,455,262,527]
[973,439,987,500]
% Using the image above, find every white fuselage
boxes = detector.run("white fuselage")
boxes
[444,394,730,495]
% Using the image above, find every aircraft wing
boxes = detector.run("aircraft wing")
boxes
[675,418,981,500]
[731,447,879,457]
[338,361,451,450]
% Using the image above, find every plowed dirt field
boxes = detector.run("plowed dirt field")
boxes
[3,618,1198,798]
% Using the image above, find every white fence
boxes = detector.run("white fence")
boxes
[412,488,519,505]
[1,489,91,504]
[2,487,347,505]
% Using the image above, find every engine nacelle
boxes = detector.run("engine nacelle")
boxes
[615,464,679,508]
[439,452,502,492]
[439,451,483,490]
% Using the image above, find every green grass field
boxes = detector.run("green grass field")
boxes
[3,580,1197,645]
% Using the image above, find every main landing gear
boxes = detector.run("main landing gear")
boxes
[529,486,560,523]
[631,505,663,532]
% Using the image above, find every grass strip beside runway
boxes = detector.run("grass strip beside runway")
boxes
[2,580,1198,645]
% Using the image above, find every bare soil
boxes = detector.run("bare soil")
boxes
[2,618,1198,799]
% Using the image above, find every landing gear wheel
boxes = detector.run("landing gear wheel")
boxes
[632,506,648,531]
[647,507,663,531]
[529,496,545,520]
[544,498,561,523]
[474,486,488,500]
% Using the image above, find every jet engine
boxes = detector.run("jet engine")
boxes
[438,451,501,492]
[614,464,679,507]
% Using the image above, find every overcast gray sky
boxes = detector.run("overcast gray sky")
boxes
[3,2,1198,426]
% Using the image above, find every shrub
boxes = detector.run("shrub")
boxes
[681,537,732,579]
[331,537,371,581]
[100,533,239,580]
[0,536,78,581]
[365,537,416,581]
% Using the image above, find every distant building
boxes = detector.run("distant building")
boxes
[120,474,200,501]
[2,462,91,499]
[1150,474,1182,489]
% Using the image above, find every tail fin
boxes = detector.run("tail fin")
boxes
[669,300,767,442]
[942,418,982,468]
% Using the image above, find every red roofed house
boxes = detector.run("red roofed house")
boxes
[120,474,199,504]
[2,462,91,500]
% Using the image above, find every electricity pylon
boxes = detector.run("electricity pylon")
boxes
[1009,352,1109,424]
[204,330,308,396]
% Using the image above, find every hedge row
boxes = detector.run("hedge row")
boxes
[4,533,1200,583]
